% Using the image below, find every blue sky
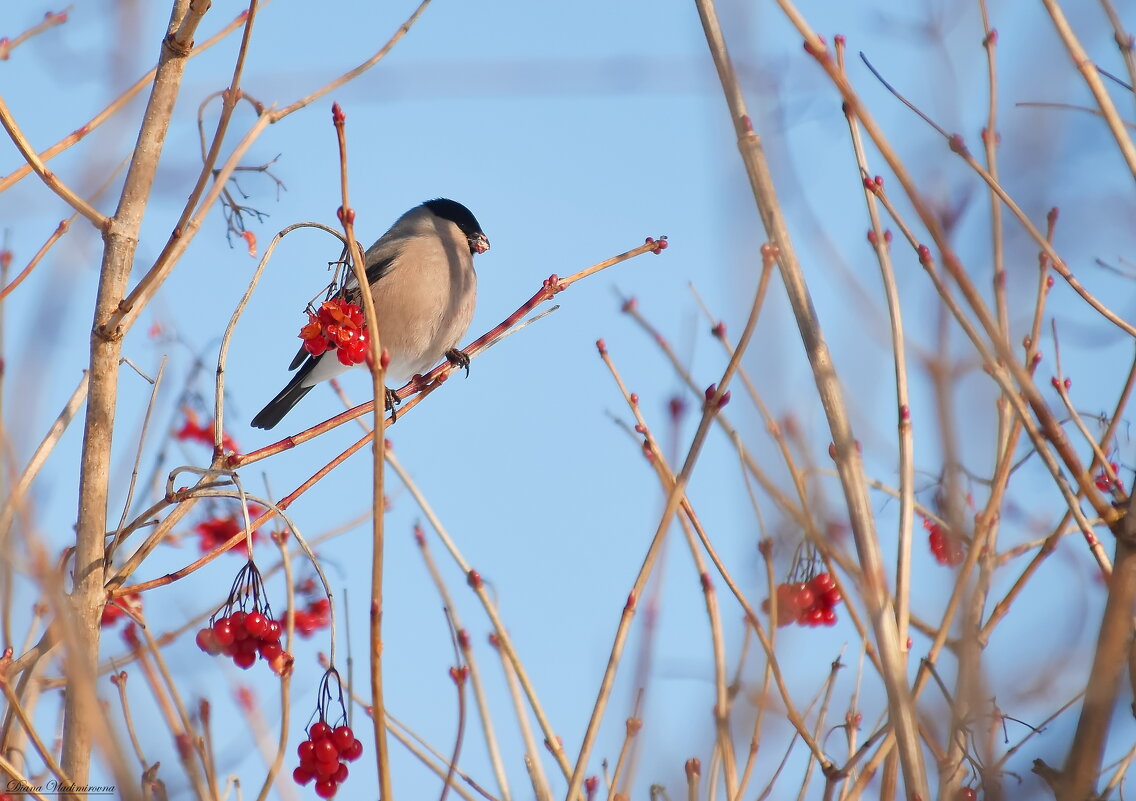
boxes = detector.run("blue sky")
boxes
[3,0,1136,798]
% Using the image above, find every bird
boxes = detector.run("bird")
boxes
[250,198,490,430]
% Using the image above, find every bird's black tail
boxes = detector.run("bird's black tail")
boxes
[251,368,315,430]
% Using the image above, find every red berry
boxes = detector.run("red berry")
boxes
[259,641,283,661]
[304,336,330,357]
[233,649,256,669]
[244,611,268,638]
[310,721,332,740]
[334,763,349,783]
[821,607,837,626]
[264,619,282,642]
[315,757,340,777]
[313,737,338,763]
[820,588,842,607]
[1095,463,1121,492]
[195,628,220,654]
[231,611,249,639]
[805,607,825,626]
[314,778,338,798]
[793,586,815,610]
[298,741,315,762]
[809,572,835,593]
[926,520,964,566]
[212,619,235,647]
[771,584,796,626]
[343,739,364,761]
[293,766,314,785]
[332,725,354,752]
[293,611,312,636]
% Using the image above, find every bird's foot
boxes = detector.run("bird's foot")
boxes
[384,388,402,422]
[445,348,471,378]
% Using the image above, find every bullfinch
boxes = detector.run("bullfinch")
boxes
[251,198,489,430]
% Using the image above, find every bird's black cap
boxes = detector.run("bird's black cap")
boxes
[423,198,485,240]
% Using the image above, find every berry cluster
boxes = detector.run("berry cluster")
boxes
[175,407,239,452]
[195,561,289,674]
[762,572,842,627]
[292,597,331,638]
[300,298,369,366]
[293,720,363,797]
[194,505,264,557]
[293,669,359,798]
[925,518,964,566]
[196,609,283,669]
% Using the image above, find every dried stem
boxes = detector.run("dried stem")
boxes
[1059,494,1136,799]
[692,1,927,795]
[0,216,72,301]
[330,101,393,800]
[0,374,88,542]
[412,527,512,801]
[834,39,915,658]
[0,7,71,61]
[567,239,779,800]
[0,9,252,195]
[0,95,107,228]
[66,0,209,780]
[274,0,433,118]
[0,679,74,787]
[385,451,571,783]
[1040,0,1136,180]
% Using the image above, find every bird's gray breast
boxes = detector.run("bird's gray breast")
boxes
[371,224,476,384]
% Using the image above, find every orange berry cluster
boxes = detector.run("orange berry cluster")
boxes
[300,298,369,366]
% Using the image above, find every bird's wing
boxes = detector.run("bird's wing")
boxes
[364,250,399,284]
[250,355,318,430]
[287,343,309,371]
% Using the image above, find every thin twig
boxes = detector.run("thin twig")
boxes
[0,95,107,228]
[0,9,254,195]
[0,7,71,60]
[412,526,512,801]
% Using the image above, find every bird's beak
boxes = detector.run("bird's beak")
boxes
[470,233,490,254]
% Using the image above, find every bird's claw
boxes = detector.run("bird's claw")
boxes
[384,388,402,422]
[445,349,471,378]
